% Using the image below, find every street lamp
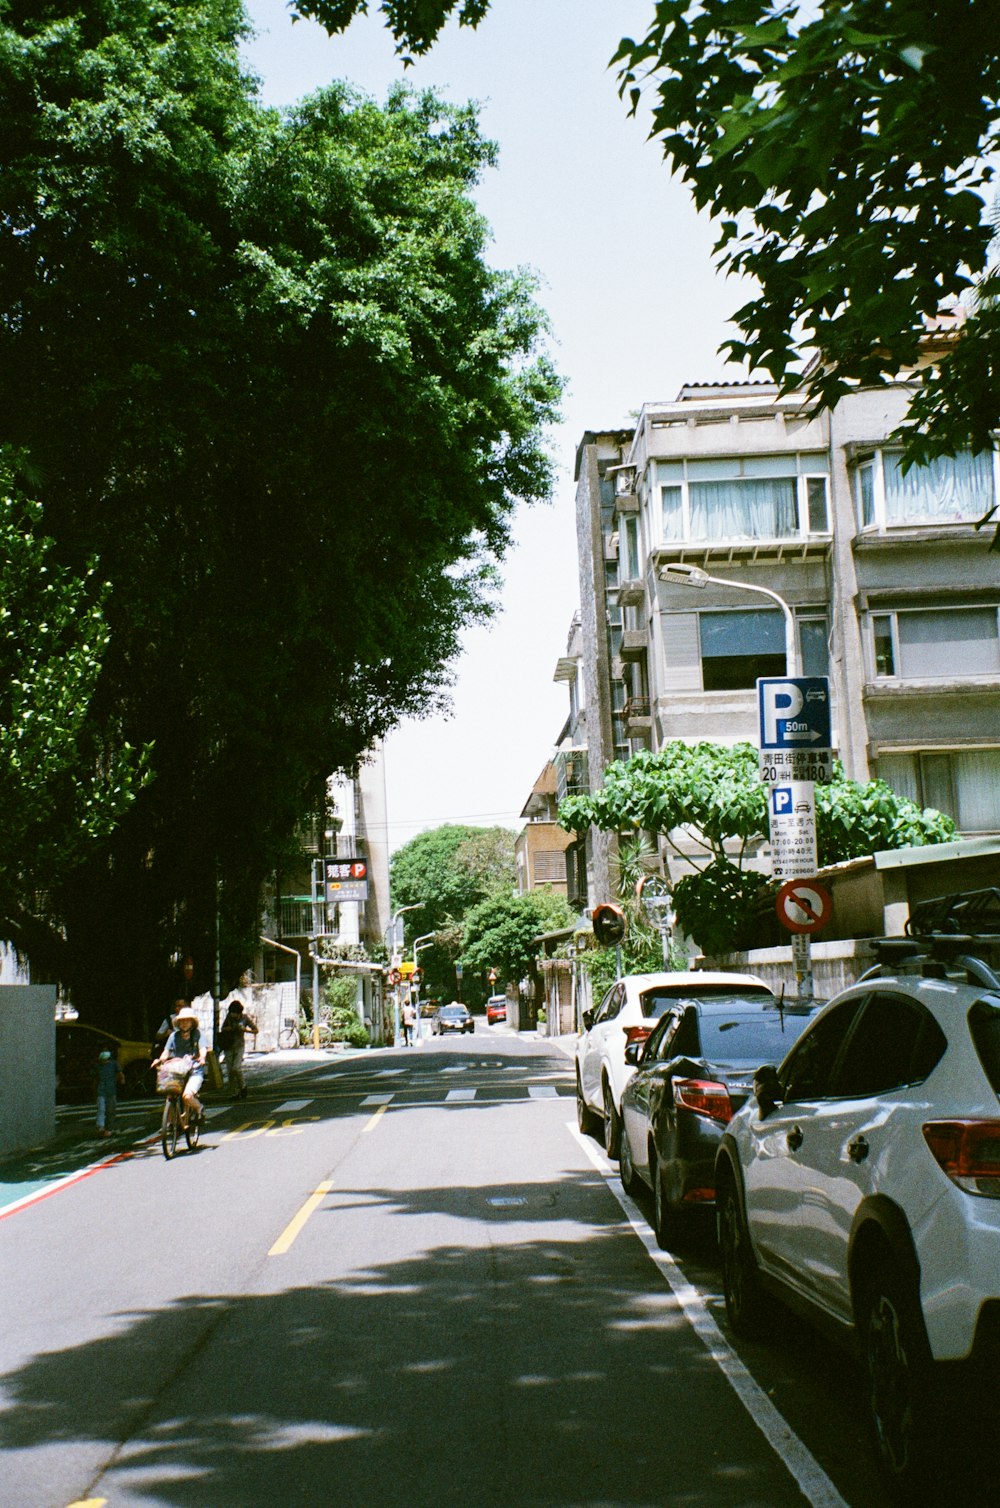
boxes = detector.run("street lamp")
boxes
[411,931,436,1040]
[659,562,799,676]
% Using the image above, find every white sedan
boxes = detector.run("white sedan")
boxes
[575,971,776,1158]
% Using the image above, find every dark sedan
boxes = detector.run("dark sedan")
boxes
[434,1003,474,1035]
[618,991,820,1249]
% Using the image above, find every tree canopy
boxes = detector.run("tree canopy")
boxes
[460,888,572,993]
[296,0,1000,467]
[560,743,957,956]
[0,1,559,1022]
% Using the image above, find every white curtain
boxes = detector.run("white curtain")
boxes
[690,477,797,540]
[884,450,994,524]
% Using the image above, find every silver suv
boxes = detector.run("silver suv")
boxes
[715,890,1000,1494]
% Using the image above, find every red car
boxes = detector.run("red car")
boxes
[486,995,507,1026]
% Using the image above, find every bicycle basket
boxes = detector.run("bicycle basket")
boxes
[156,1059,189,1095]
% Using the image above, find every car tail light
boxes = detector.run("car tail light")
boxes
[673,1078,733,1124]
[623,1025,653,1048]
[922,1120,1000,1198]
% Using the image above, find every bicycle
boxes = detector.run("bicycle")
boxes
[277,1016,301,1050]
[156,1059,202,1159]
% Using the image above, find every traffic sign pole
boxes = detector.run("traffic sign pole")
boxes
[758,676,834,1001]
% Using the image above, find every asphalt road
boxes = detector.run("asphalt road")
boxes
[0,1031,981,1507]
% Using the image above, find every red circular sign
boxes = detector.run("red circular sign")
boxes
[776,879,833,934]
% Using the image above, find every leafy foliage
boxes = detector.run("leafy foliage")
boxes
[322,974,369,1046]
[460,889,572,995]
[561,743,957,955]
[0,3,558,1020]
[389,824,515,936]
[614,0,1000,464]
[0,459,147,946]
[297,0,1000,467]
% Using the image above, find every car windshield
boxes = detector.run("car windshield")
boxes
[640,984,774,1020]
[696,1005,817,1066]
[440,1007,465,1018]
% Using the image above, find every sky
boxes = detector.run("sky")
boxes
[242,0,745,851]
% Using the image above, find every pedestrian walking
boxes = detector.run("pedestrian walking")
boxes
[401,999,416,1047]
[218,999,257,1099]
[96,1049,123,1138]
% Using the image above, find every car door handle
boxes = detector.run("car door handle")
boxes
[786,1125,804,1152]
[848,1135,870,1163]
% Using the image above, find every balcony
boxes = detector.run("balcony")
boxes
[616,578,645,608]
[555,748,589,803]
[613,490,639,515]
[619,628,648,662]
[623,695,652,736]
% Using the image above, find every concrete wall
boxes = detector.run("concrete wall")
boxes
[0,985,57,1158]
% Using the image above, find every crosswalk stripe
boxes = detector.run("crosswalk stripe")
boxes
[445,1088,477,1101]
[361,1093,395,1105]
[529,1086,558,1099]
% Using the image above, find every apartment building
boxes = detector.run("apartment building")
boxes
[568,370,1000,900]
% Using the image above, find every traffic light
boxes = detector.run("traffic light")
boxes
[592,902,626,947]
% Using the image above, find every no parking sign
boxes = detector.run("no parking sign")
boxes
[775,878,833,934]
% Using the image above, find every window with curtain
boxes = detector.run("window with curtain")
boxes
[689,476,798,540]
[877,750,1000,832]
[883,450,994,524]
[872,608,1000,678]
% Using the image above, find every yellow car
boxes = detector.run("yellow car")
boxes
[55,1020,154,1102]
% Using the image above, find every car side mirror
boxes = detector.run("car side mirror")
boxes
[624,1041,641,1066]
[753,1065,782,1117]
[582,1009,594,1031]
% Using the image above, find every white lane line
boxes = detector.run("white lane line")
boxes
[445,1088,477,1101]
[273,1100,314,1113]
[569,1123,848,1508]
[528,1085,558,1099]
[361,1093,394,1106]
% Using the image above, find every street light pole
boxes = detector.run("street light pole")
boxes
[411,931,436,1040]
[660,562,815,999]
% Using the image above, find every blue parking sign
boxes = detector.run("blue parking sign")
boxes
[757,677,832,751]
[772,786,794,815]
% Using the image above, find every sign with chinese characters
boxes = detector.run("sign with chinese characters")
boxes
[323,857,369,903]
[768,781,818,882]
[757,676,833,783]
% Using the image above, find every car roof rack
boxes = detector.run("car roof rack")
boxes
[855,889,1000,991]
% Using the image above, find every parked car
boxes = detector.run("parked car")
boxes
[576,971,776,1158]
[715,903,1000,1493]
[618,991,820,1248]
[55,1020,153,1102]
[486,995,507,1026]
[434,1002,474,1035]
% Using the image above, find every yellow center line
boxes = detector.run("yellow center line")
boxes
[268,1181,334,1256]
[362,1103,389,1133]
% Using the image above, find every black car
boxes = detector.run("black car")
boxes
[618,991,820,1249]
[434,1003,474,1035]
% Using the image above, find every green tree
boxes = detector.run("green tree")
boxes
[560,743,957,957]
[0,459,146,956]
[389,825,516,936]
[297,0,1000,471]
[0,3,559,1022]
[460,889,573,999]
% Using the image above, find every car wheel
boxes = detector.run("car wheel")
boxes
[860,1262,934,1493]
[619,1122,642,1198]
[718,1174,768,1337]
[576,1072,600,1139]
[602,1079,622,1160]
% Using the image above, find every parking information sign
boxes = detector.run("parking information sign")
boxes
[757,676,833,785]
[769,780,818,881]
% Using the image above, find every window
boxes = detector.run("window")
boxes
[870,607,1000,679]
[854,447,996,529]
[780,999,864,1101]
[657,454,830,545]
[832,993,946,1097]
[623,516,641,580]
[698,609,829,691]
[877,749,1000,832]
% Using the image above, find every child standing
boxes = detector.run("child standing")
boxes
[96,1049,123,1138]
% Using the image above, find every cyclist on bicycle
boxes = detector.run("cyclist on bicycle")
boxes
[153,1005,206,1124]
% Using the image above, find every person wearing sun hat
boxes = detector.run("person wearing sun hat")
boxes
[153,1005,207,1122]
